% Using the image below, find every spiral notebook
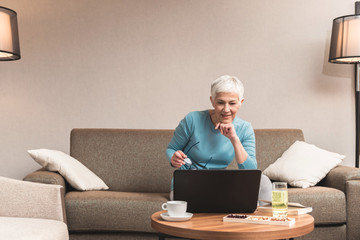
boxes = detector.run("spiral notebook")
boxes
[173,169,261,213]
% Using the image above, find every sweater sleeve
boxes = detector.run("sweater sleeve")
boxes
[237,123,257,169]
[166,113,194,163]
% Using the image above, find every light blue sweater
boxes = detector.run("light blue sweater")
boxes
[166,110,257,173]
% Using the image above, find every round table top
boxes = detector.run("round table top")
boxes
[151,210,314,240]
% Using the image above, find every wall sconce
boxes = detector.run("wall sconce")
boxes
[329,2,360,168]
[0,6,20,61]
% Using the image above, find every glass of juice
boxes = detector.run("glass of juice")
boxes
[272,182,288,218]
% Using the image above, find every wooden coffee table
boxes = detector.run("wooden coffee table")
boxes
[151,210,314,240]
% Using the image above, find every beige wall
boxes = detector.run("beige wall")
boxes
[0,0,356,179]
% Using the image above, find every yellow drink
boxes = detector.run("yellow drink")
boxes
[272,190,288,218]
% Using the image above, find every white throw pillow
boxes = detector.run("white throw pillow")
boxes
[28,149,109,191]
[263,141,345,188]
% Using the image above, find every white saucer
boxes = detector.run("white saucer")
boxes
[160,212,193,222]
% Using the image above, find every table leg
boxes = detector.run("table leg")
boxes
[158,233,195,240]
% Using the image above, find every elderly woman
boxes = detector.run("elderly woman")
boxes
[166,75,272,203]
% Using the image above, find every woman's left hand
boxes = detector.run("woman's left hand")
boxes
[215,122,238,141]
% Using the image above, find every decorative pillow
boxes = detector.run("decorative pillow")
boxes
[263,141,345,188]
[28,149,109,191]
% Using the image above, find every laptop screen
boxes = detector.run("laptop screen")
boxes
[173,169,261,213]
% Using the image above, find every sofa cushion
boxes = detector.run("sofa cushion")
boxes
[28,149,109,191]
[288,186,346,225]
[263,141,344,188]
[65,191,168,232]
[0,217,69,240]
[296,225,346,240]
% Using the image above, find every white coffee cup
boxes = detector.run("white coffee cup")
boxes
[161,201,187,217]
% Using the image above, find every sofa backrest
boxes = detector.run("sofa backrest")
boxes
[70,128,304,193]
[70,129,175,193]
[254,129,304,171]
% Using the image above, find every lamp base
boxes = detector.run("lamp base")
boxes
[356,64,360,168]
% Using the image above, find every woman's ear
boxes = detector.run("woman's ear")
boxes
[238,98,244,108]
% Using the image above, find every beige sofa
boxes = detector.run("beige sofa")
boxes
[0,176,68,240]
[24,128,360,240]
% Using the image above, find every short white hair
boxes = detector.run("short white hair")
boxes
[211,75,244,100]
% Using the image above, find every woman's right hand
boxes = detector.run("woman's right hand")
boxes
[171,150,187,168]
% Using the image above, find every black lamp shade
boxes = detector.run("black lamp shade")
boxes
[329,14,360,64]
[0,6,20,61]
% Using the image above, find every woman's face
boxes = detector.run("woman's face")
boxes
[210,92,243,124]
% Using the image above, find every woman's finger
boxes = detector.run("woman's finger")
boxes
[180,151,187,159]
[172,158,183,168]
[220,125,224,134]
[223,125,228,135]
[174,151,183,159]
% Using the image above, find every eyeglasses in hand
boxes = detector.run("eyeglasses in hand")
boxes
[183,141,212,170]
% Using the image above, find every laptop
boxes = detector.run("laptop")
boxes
[173,169,261,213]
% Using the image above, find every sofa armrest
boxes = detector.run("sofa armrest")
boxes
[321,165,360,239]
[23,169,66,192]
[321,165,360,192]
[0,176,67,223]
